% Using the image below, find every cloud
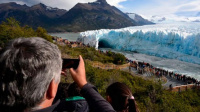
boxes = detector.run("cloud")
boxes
[106,0,127,8]
[1,0,199,17]
[0,0,96,10]
[130,0,200,17]
[176,0,200,12]
[0,0,126,10]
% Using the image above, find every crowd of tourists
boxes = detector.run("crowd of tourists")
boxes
[52,36,90,48]
[126,59,200,86]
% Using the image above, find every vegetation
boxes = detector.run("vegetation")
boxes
[1,18,200,112]
[59,45,127,65]
[0,17,53,47]
[60,45,200,112]
[85,63,200,112]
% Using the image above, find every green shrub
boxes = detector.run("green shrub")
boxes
[0,18,53,47]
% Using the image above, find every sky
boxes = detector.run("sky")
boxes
[119,0,200,18]
[0,0,200,18]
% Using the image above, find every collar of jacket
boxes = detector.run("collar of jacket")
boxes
[31,100,60,112]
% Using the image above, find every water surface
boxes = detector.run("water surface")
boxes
[49,32,80,41]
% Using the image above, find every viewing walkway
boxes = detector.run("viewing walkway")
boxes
[89,60,198,92]
[90,61,130,70]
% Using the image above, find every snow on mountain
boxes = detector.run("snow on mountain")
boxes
[149,15,200,23]
[126,13,154,25]
[127,13,136,19]
[46,6,58,11]
[78,22,200,64]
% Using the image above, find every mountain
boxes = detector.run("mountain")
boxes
[56,0,137,32]
[0,2,28,13]
[126,13,154,25]
[0,2,67,30]
[0,1,153,32]
[149,15,168,23]
[29,3,67,18]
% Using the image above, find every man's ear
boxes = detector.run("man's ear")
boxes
[106,95,112,103]
[46,80,58,99]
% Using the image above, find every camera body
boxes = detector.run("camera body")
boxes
[62,58,80,69]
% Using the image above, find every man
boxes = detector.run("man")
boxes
[0,37,115,112]
[0,37,62,111]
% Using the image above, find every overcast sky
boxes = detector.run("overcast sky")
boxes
[0,0,200,17]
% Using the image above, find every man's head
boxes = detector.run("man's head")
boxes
[0,37,62,111]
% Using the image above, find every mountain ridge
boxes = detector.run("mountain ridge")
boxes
[0,1,154,32]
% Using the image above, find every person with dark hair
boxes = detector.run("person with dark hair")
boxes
[0,37,115,112]
[53,83,70,103]
[106,82,140,112]
[54,82,89,112]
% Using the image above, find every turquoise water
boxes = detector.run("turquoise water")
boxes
[49,32,80,41]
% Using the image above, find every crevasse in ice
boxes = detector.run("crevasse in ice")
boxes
[77,22,200,64]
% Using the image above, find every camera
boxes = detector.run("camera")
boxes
[62,58,80,69]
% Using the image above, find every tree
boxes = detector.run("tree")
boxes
[0,17,23,47]
[36,27,53,42]
[0,18,53,47]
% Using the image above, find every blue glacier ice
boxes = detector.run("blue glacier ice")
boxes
[78,22,200,65]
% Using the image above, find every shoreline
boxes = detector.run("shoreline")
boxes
[100,48,200,80]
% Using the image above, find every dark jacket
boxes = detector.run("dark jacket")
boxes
[32,100,60,112]
[32,83,115,112]
[81,83,115,112]
[53,96,89,112]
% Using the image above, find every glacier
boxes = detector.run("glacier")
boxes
[77,22,200,65]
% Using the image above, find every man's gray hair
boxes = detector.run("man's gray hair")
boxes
[0,37,62,111]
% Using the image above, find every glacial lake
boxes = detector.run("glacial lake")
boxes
[49,32,80,41]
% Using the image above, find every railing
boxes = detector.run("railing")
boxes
[169,84,200,92]
[90,61,130,70]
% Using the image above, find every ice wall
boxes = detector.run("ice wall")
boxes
[78,22,200,64]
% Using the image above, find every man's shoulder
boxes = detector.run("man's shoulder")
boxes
[31,100,60,112]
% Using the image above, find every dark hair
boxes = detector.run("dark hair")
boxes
[0,37,62,111]
[54,82,81,103]
[54,82,70,103]
[67,82,82,97]
[106,82,139,112]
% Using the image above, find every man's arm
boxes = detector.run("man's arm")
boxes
[69,55,115,112]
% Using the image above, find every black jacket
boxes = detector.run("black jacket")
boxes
[32,83,115,112]
[80,83,115,112]
[53,98,89,112]
[32,100,60,112]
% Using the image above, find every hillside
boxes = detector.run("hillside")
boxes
[57,0,137,32]
[0,2,66,30]
[0,1,153,32]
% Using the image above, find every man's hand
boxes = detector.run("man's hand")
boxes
[70,55,87,88]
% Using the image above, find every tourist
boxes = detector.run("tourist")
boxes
[54,82,89,112]
[106,82,140,112]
